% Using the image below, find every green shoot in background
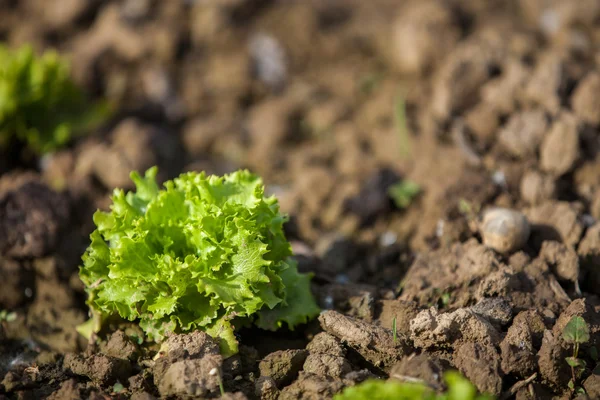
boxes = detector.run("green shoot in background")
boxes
[78,167,320,356]
[394,93,411,158]
[0,44,110,155]
[388,180,421,209]
[334,371,495,400]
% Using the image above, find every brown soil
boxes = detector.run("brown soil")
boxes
[2,0,600,399]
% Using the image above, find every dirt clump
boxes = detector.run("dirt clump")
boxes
[389,354,445,390]
[539,240,580,286]
[375,300,419,337]
[497,109,547,158]
[409,307,501,350]
[520,170,556,205]
[101,330,140,361]
[63,353,132,385]
[525,201,584,248]
[540,112,580,177]
[152,331,223,398]
[500,310,546,378]
[388,0,460,75]
[537,330,571,390]
[259,349,308,388]
[319,310,410,371]
[453,342,503,396]
[571,71,600,125]
[578,223,600,294]
[0,175,70,258]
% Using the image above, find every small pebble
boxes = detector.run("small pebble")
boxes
[480,208,530,254]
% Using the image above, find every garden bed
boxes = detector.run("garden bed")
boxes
[1,0,600,399]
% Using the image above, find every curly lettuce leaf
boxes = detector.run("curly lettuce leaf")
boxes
[79,167,319,356]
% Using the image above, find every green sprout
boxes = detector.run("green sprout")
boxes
[0,44,110,155]
[0,310,16,323]
[392,317,397,344]
[388,180,421,209]
[394,93,411,158]
[78,167,320,356]
[334,371,494,400]
[562,316,590,391]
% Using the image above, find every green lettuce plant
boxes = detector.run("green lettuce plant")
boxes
[0,44,108,154]
[334,371,495,400]
[78,167,320,356]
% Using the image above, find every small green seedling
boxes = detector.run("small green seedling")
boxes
[392,317,397,344]
[78,167,320,356]
[394,93,411,158]
[388,180,421,209]
[210,367,225,396]
[0,310,16,323]
[562,315,590,391]
[112,382,125,394]
[334,370,494,400]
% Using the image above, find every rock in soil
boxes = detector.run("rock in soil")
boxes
[479,208,530,254]
[259,349,308,388]
[319,310,410,371]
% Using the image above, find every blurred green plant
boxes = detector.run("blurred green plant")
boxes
[334,371,494,400]
[388,180,421,209]
[0,44,110,155]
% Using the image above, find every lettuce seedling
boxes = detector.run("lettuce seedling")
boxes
[79,167,320,356]
[0,44,109,154]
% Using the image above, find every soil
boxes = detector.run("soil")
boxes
[2,0,600,399]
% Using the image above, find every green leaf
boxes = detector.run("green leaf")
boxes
[562,316,590,344]
[79,167,319,355]
[334,371,491,400]
[333,379,434,400]
[388,181,421,209]
[565,357,586,368]
[255,260,320,331]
